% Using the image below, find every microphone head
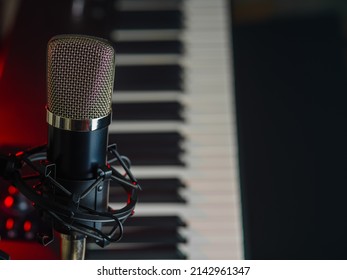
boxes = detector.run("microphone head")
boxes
[47,34,115,120]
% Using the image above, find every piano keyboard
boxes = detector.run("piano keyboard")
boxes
[0,0,244,260]
[86,0,244,259]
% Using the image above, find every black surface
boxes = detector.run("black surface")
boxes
[232,13,347,259]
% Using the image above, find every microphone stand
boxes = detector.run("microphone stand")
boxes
[61,232,86,260]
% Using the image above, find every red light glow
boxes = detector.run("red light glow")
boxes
[0,32,47,148]
[5,218,14,230]
[15,151,24,157]
[4,195,14,208]
[0,56,5,79]
[8,185,18,195]
[23,220,32,232]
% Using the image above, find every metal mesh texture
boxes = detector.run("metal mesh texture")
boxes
[47,35,115,120]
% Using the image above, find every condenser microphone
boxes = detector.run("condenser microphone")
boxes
[46,34,115,259]
[0,34,139,260]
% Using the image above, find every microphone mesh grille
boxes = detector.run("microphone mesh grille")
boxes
[47,35,115,120]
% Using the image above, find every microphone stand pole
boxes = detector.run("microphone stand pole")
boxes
[60,232,86,260]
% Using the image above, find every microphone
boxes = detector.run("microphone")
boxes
[0,34,140,260]
[46,34,114,259]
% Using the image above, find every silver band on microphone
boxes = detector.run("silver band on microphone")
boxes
[46,108,112,132]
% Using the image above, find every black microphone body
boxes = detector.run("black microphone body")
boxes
[45,34,116,258]
[47,125,109,233]
[48,126,108,180]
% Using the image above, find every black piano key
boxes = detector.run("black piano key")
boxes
[109,132,184,152]
[103,216,186,231]
[71,0,113,37]
[115,65,183,91]
[138,178,185,188]
[71,2,184,38]
[109,132,185,166]
[111,133,184,147]
[112,102,184,121]
[110,178,186,203]
[122,215,187,228]
[110,10,183,30]
[114,150,184,166]
[114,0,183,11]
[115,40,183,54]
[109,149,183,164]
[109,132,184,144]
[86,245,187,259]
[110,192,185,203]
[119,228,186,244]
[87,214,187,259]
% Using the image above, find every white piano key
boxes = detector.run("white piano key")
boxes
[181,124,235,135]
[109,121,181,133]
[126,166,238,181]
[181,113,234,124]
[181,158,238,170]
[181,182,240,195]
[182,135,234,147]
[111,29,181,41]
[116,54,182,66]
[188,0,227,8]
[115,0,183,11]
[113,91,180,103]
[109,121,236,134]
[183,145,235,156]
[117,204,241,219]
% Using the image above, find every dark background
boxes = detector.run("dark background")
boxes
[231,0,347,259]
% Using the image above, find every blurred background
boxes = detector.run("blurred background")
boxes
[232,0,347,259]
[1,0,347,260]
